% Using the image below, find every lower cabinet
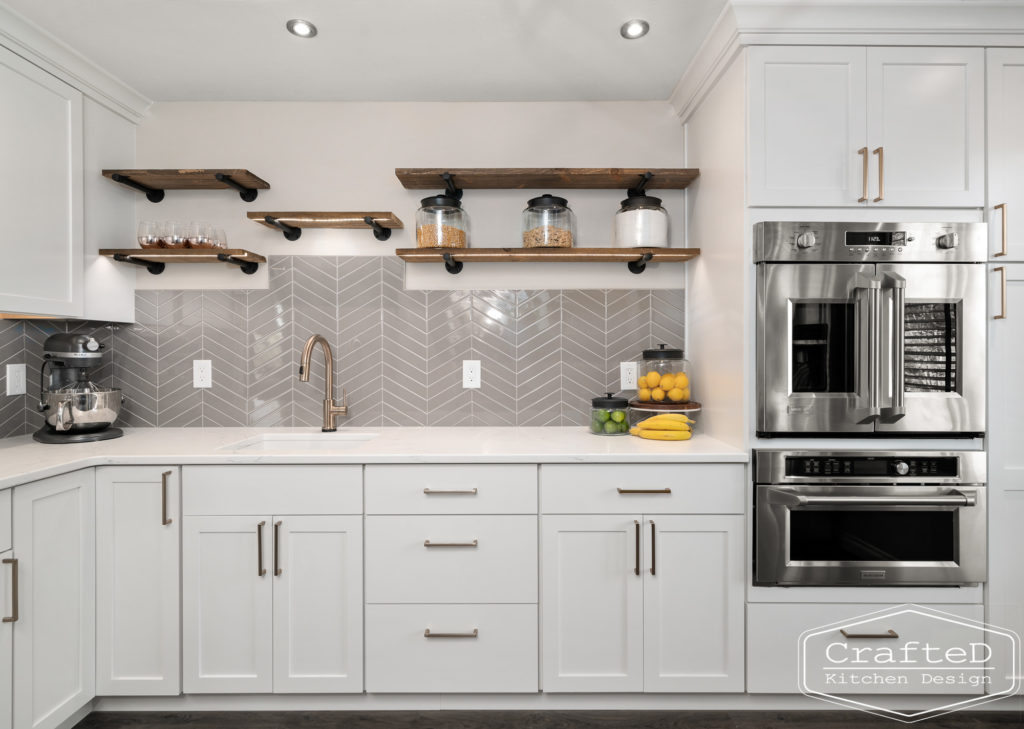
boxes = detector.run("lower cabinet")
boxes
[13,470,95,729]
[0,548,12,729]
[540,514,745,692]
[95,466,180,696]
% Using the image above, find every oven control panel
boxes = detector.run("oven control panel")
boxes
[784,456,959,478]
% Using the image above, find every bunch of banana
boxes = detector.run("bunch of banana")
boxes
[629,413,694,441]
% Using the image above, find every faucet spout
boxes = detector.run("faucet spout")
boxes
[298,334,348,431]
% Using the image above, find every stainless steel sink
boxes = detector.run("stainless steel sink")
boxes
[222,432,379,452]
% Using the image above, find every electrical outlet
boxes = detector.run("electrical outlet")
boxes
[620,361,638,391]
[463,360,481,389]
[193,360,212,389]
[5,364,26,396]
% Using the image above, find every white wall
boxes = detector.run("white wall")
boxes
[684,54,748,448]
[133,101,689,290]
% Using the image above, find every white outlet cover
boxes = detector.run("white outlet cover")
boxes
[193,359,212,389]
[5,364,26,396]
[463,359,481,389]
[620,361,638,391]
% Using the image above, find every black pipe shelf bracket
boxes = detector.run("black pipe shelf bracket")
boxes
[627,171,654,198]
[363,216,392,241]
[217,253,260,275]
[628,252,654,275]
[111,173,165,203]
[215,172,259,202]
[265,215,302,241]
[112,253,166,275]
[442,252,463,275]
[441,171,464,200]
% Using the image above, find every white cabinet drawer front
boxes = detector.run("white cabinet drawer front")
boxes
[183,466,361,515]
[748,603,984,695]
[365,515,537,603]
[540,464,744,514]
[365,464,536,514]
[365,604,538,693]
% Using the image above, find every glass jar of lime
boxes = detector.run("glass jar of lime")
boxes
[590,393,630,435]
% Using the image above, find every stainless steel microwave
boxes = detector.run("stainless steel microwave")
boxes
[755,221,986,437]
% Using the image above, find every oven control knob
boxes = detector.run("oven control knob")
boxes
[795,231,816,249]
[894,461,910,476]
[936,232,959,249]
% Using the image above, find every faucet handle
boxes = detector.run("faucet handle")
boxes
[342,388,348,406]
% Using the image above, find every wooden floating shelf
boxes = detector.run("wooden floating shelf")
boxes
[247,212,403,230]
[395,168,699,191]
[102,169,269,202]
[99,248,266,275]
[395,247,699,275]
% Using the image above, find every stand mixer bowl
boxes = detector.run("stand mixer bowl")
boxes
[40,387,124,433]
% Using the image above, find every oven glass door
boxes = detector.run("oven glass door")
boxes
[757,264,875,434]
[876,263,985,434]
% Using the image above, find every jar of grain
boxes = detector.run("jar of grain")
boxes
[522,194,575,248]
[416,195,469,248]
[614,195,668,247]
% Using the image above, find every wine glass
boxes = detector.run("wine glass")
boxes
[137,220,159,249]
[213,228,228,249]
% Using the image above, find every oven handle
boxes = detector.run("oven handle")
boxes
[881,272,906,422]
[852,274,883,419]
[766,487,976,508]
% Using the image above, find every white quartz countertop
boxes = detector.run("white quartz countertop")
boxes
[0,427,746,489]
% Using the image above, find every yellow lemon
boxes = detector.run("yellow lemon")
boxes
[645,371,661,388]
[668,387,685,402]
[675,373,690,388]
[680,387,691,401]
[652,387,666,402]
[660,374,676,391]
[637,388,652,402]
[637,374,648,389]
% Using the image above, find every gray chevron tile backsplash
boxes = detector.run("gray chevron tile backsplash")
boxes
[0,256,684,436]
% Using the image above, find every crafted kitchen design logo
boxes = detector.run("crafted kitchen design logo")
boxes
[798,604,1020,723]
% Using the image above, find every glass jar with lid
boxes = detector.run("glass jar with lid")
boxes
[590,392,630,435]
[416,195,469,248]
[522,194,575,248]
[635,344,692,404]
[614,195,668,248]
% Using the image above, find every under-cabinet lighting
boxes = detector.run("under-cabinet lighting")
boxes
[620,19,650,39]
[286,19,318,38]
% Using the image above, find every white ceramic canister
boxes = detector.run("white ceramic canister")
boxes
[613,195,668,247]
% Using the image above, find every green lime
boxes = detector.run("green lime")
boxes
[590,421,603,434]
[610,410,625,423]
[596,409,611,423]
[603,421,619,434]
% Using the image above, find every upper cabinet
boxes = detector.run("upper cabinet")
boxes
[0,45,83,317]
[987,49,1024,260]
[748,46,984,208]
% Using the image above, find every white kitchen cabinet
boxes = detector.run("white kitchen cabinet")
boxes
[541,515,644,692]
[0,549,13,729]
[95,467,180,696]
[0,45,83,317]
[642,515,744,692]
[13,470,95,729]
[272,516,363,693]
[748,46,983,208]
[987,49,1024,260]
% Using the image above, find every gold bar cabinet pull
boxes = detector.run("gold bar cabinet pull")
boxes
[2,558,17,623]
[995,203,1008,257]
[424,539,478,548]
[256,521,267,577]
[858,147,869,202]
[423,488,478,495]
[617,488,672,495]
[424,628,479,639]
[840,628,899,639]
[161,470,173,526]
[872,147,884,202]
[273,521,282,576]
[995,267,1008,320]
[634,520,640,576]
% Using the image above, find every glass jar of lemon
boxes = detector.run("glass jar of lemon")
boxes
[635,344,692,404]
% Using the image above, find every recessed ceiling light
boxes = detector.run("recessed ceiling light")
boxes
[620,19,650,40]
[286,19,318,38]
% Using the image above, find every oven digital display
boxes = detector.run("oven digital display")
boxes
[784,457,958,477]
[845,231,906,246]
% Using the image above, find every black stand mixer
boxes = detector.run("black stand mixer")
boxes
[34,333,124,444]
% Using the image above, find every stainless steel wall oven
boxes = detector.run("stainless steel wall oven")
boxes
[754,450,986,586]
[755,222,986,437]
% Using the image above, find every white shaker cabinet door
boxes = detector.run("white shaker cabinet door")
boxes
[13,470,95,729]
[0,549,12,729]
[272,516,363,693]
[183,516,273,693]
[987,49,1024,260]
[866,47,984,208]
[0,45,83,317]
[540,515,643,692]
[642,515,744,693]
[748,46,867,207]
[95,467,180,696]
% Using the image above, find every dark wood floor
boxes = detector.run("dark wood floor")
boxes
[73,710,1024,729]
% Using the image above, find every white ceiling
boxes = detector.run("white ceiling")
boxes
[2,0,729,103]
